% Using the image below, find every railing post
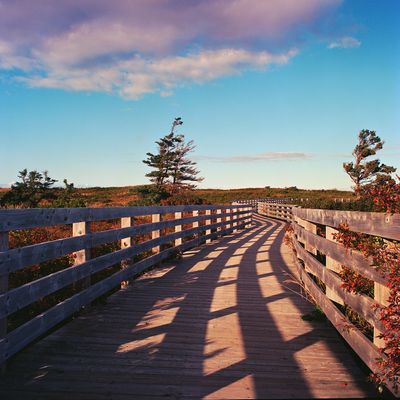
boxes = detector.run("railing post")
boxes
[72,221,91,290]
[300,219,318,255]
[232,207,238,232]
[175,212,183,246]
[152,213,161,254]
[216,209,222,233]
[374,282,390,348]
[0,231,9,369]
[325,226,344,305]
[292,214,315,273]
[246,207,252,228]
[205,209,211,243]
[120,217,134,289]
[226,208,231,229]
[192,209,199,238]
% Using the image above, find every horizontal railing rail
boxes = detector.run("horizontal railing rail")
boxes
[257,201,300,221]
[232,198,295,208]
[289,207,399,396]
[233,198,354,208]
[0,204,253,363]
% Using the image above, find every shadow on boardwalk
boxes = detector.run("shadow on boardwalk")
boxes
[0,214,376,399]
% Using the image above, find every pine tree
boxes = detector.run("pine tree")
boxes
[143,119,183,187]
[0,169,57,207]
[170,139,203,190]
[142,117,203,198]
[343,129,396,194]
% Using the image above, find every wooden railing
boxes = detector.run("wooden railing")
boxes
[234,198,353,208]
[233,198,295,209]
[0,204,252,363]
[257,201,299,221]
[289,208,400,396]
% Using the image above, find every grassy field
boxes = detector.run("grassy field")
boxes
[0,185,354,207]
[57,186,353,207]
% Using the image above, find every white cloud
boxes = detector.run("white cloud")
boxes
[328,36,361,49]
[21,48,298,99]
[0,0,341,98]
[196,151,312,163]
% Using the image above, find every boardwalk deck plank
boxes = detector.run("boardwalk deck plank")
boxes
[0,215,375,399]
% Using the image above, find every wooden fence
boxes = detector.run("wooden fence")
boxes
[289,207,400,396]
[0,204,252,364]
[232,198,294,208]
[234,198,353,209]
[257,201,299,221]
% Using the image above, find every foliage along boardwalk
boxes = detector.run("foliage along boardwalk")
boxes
[0,214,375,399]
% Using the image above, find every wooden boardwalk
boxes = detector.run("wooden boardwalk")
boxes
[0,215,375,399]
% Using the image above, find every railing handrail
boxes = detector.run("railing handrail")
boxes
[0,204,247,231]
[293,208,400,241]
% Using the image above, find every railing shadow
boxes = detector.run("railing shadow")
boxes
[0,215,375,399]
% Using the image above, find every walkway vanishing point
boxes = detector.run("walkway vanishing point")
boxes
[0,206,378,400]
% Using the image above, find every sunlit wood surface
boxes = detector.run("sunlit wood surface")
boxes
[0,214,374,399]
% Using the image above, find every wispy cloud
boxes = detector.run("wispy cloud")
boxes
[20,48,297,99]
[0,0,341,99]
[328,36,361,49]
[196,152,313,163]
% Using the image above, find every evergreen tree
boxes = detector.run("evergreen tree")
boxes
[0,169,57,207]
[142,133,181,186]
[343,129,396,195]
[143,118,183,187]
[143,117,202,189]
[170,139,203,190]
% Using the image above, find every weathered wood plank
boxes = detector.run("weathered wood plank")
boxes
[0,210,248,275]
[0,221,246,361]
[174,212,182,246]
[0,216,374,399]
[205,209,211,243]
[258,202,297,222]
[292,239,383,331]
[293,223,385,285]
[72,221,91,290]
[292,255,394,395]
[373,282,390,348]
[152,214,161,254]
[120,217,134,289]
[0,217,248,319]
[120,217,134,249]
[325,226,344,305]
[293,208,400,241]
[0,205,250,231]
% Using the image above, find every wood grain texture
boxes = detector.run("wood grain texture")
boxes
[293,223,385,285]
[0,210,247,275]
[1,221,247,360]
[0,217,248,321]
[0,215,374,399]
[175,212,183,247]
[293,240,383,331]
[257,202,298,222]
[293,208,400,241]
[73,221,91,290]
[292,255,395,396]
[152,213,161,254]
[0,205,249,231]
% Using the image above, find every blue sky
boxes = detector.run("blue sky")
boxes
[0,0,399,190]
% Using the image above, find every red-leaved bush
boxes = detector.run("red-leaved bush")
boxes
[333,179,400,393]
